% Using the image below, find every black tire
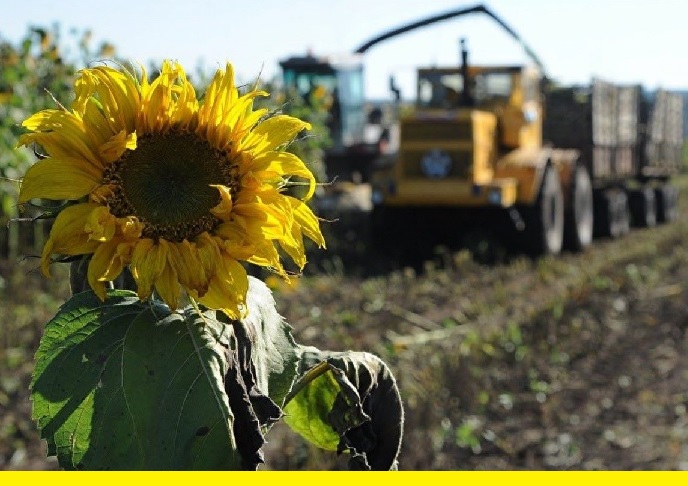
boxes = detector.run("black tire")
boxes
[370,205,393,252]
[614,191,631,236]
[593,188,630,239]
[655,184,679,223]
[564,165,594,251]
[524,165,564,255]
[629,187,657,228]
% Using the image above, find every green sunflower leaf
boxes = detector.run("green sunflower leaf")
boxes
[282,360,343,451]
[30,275,404,470]
[283,348,404,470]
[238,277,300,409]
[30,289,241,470]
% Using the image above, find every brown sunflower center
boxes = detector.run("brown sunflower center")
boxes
[103,130,238,242]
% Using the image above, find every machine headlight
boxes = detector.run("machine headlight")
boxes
[488,189,502,205]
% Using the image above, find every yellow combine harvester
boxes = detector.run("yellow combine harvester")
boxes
[371,7,682,255]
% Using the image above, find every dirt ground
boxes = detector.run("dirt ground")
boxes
[263,184,688,470]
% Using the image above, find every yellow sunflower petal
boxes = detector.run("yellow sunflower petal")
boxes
[81,100,116,147]
[133,238,182,310]
[100,241,133,281]
[240,115,311,155]
[167,239,209,297]
[72,67,96,114]
[139,61,178,132]
[232,209,286,240]
[233,189,293,240]
[169,76,199,129]
[87,239,133,300]
[213,224,256,261]
[84,206,117,242]
[213,226,283,274]
[194,232,221,281]
[130,238,166,301]
[117,216,144,240]
[77,66,140,134]
[246,151,317,200]
[279,222,307,270]
[209,184,233,221]
[155,263,181,311]
[18,110,102,167]
[41,203,101,276]
[277,199,326,270]
[219,91,268,149]
[18,156,101,203]
[140,60,199,133]
[198,251,249,319]
[197,63,238,133]
[99,130,137,163]
[240,107,269,134]
[289,198,326,248]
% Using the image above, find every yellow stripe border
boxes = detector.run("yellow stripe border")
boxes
[2,471,688,486]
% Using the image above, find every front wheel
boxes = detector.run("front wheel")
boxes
[564,164,594,251]
[523,165,564,255]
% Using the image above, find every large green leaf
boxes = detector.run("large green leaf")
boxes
[239,276,300,408]
[30,290,240,470]
[284,348,405,470]
[32,273,404,470]
[282,361,343,451]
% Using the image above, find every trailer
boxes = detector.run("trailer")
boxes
[543,81,683,238]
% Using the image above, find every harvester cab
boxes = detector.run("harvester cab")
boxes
[415,39,543,152]
[279,54,366,155]
[380,39,547,209]
[279,53,390,182]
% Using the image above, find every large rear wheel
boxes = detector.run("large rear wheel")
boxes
[564,164,594,251]
[655,184,679,223]
[524,165,564,255]
[593,188,630,239]
[629,187,657,228]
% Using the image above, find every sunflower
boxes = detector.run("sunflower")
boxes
[17,61,325,319]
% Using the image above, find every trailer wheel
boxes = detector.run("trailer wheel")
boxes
[524,165,564,255]
[564,165,594,251]
[655,184,679,223]
[593,189,630,239]
[629,187,657,228]
[614,191,631,236]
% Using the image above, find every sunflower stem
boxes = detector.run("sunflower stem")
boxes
[188,295,212,328]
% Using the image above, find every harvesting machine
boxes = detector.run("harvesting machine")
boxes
[369,5,683,255]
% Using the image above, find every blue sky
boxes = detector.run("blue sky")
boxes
[2,0,686,99]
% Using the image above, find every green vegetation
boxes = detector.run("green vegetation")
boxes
[0,26,116,258]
